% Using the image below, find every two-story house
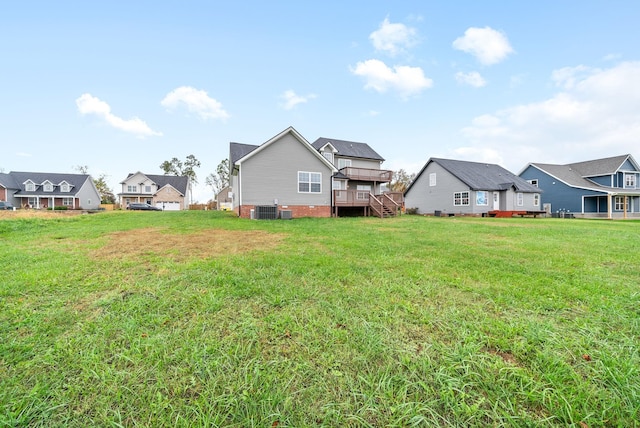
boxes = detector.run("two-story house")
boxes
[229,126,400,219]
[519,154,640,218]
[118,172,191,210]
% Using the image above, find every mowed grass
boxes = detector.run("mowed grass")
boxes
[1,211,639,427]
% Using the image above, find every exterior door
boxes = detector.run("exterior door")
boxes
[493,192,500,210]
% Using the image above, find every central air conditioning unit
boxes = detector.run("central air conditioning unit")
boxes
[280,210,292,219]
[254,205,278,220]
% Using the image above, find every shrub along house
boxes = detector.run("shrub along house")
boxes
[0,171,101,210]
[229,126,401,219]
[518,154,640,218]
[404,158,542,217]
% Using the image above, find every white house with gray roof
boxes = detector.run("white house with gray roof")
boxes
[519,154,640,218]
[405,158,542,216]
[229,126,401,218]
[118,172,191,210]
[0,171,101,210]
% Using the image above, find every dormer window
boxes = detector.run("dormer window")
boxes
[43,181,54,192]
[25,181,35,192]
[625,173,636,188]
[60,183,70,192]
[323,152,334,164]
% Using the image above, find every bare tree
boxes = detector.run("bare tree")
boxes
[205,159,229,195]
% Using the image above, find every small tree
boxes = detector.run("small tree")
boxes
[160,154,201,185]
[94,174,116,204]
[205,159,229,195]
[390,169,416,193]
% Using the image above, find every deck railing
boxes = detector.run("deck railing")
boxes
[339,167,393,182]
[333,190,404,208]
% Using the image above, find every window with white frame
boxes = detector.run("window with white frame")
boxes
[43,182,53,192]
[323,152,334,164]
[356,184,371,200]
[429,173,436,187]
[127,185,138,193]
[533,193,540,207]
[476,191,488,206]
[625,173,636,188]
[25,182,35,192]
[614,196,626,211]
[517,192,524,206]
[453,191,470,206]
[337,159,351,170]
[144,185,152,193]
[332,180,345,190]
[298,172,321,193]
[61,183,70,192]
[63,197,74,207]
[28,197,37,207]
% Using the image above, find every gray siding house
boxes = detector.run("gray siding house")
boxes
[0,171,101,210]
[118,172,191,210]
[405,158,542,216]
[230,127,400,218]
[518,154,640,218]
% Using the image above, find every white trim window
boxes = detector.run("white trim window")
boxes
[323,152,334,164]
[614,196,626,211]
[429,173,436,187]
[356,184,371,200]
[533,193,540,207]
[25,181,36,192]
[476,191,488,206]
[63,197,74,207]
[625,173,636,189]
[43,182,53,192]
[127,185,138,193]
[144,185,152,193]
[60,183,70,192]
[453,191,470,206]
[298,172,321,193]
[337,159,351,170]
[517,192,524,206]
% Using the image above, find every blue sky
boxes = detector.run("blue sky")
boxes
[2,1,639,202]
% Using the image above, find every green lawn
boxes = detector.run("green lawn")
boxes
[1,211,639,427]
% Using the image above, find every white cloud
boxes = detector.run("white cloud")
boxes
[457,61,640,171]
[76,93,162,138]
[455,71,487,87]
[369,17,418,56]
[350,59,433,99]
[161,86,230,120]
[280,90,316,110]
[453,27,514,65]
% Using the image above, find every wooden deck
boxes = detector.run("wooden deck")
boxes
[488,210,547,218]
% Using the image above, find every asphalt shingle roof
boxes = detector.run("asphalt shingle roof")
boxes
[312,138,385,161]
[123,173,189,195]
[429,158,540,192]
[230,142,259,166]
[6,171,93,195]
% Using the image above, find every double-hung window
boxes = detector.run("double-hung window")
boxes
[298,172,321,193]
[453,191,470,206]
[625,173,636,188]
[517,192,524,206]
[127,185,138,193]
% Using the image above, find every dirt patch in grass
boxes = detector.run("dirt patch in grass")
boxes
[0,210,86,220]
[92,228,286,261]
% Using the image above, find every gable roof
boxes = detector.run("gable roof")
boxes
[230,143,259,166]
[523,154,640,194]
[123,172,189,195]
[312,137,385,161]
[0,173,18,189]
[6,171,92,195]
[233,126,337,171]
[406,158,540,195]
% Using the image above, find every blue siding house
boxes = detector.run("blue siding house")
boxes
[518,154,640,218]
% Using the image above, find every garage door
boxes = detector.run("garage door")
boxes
[156,202,181,211]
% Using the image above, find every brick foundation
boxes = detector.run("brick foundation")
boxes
[238,205,331,219]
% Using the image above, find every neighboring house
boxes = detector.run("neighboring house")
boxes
[404,158,542,216]
[229,126,399,218]
[0,171,101,210]
[519,154,640,218]
[118,172,191,211]
[216,185,233,211]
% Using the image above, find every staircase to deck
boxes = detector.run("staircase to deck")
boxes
[369,193,400,218]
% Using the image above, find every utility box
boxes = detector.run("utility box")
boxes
[254,205,278,220]
[280,210,292,220]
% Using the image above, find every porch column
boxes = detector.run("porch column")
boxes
[607,194,612,219]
